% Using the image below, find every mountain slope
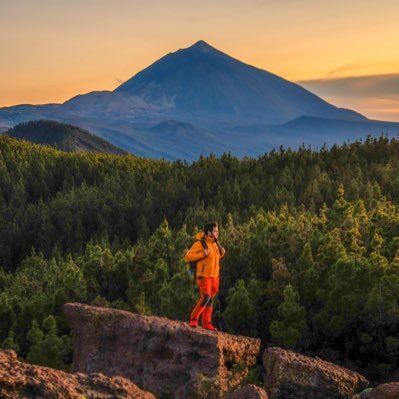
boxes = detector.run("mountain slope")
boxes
[115,40,365,124]
[4,120,127,154]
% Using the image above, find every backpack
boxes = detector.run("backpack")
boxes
[188,237,223,283]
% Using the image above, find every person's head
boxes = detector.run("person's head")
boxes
[204,222,219,240]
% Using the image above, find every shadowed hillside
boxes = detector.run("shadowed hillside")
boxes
[4,120,127,155]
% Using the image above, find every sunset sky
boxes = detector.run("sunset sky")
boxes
[1,0,399,121]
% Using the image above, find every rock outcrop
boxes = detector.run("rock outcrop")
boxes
[0,349,156,399]
[225,384,269,399]
[368,382,399,399]
[262,347,369,399]
[64,302,261,398]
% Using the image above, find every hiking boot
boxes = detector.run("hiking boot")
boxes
[202,323,217,331]
[189,319,198,328]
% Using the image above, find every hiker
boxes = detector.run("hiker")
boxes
[185,222,226,331]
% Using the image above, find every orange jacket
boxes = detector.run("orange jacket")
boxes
[185,232,225,278]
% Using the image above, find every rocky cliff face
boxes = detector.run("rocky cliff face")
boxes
[64,302,261,398]
[0,349,156,399]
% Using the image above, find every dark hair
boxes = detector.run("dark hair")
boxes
[204,222,218,235]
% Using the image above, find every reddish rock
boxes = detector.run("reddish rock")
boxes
[64,302,261,398]
[225,384,269,399]
[369,383,399,399]
[262,347,369,399]
[0,349,156,399]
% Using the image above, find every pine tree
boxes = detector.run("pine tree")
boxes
[270,284,307,349]
[134,292,152,316]
[223,279,257,336]
[26,316,70,370]
[1,329,19,352]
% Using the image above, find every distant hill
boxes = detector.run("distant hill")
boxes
[4,120,127,155]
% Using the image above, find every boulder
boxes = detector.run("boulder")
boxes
[225,384,269,399]
[64,302,261,398]
[263,347,369,399]
[368,383,399,399]
[0,349,156,399]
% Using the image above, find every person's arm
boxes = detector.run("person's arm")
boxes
[219,247,226,259]
[185,241,207,262]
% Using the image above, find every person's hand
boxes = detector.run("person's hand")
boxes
[221,247,226,256]
[203,248,210,256]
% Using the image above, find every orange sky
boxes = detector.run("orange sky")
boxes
[1,0,399,121]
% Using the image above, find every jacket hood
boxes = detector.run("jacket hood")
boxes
[196,231,217,242]
[196,231,206,240]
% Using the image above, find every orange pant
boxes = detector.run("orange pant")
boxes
[190,277,220,324]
